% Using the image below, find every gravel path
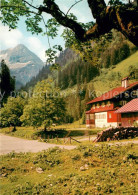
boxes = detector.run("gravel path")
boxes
[0,134,76,155]
[0,134,138,155]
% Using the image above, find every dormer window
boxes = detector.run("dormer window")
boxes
[101,102,105,107]
[107,101,111,106]
[96,103,100,108]
[92,104,95,109]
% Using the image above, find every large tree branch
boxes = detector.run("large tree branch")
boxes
[87,0,106,19]
[85,5,138,46]
[37,0,137,46]
[39,0,86,41]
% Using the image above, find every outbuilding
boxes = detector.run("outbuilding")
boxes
[115,98,138,127]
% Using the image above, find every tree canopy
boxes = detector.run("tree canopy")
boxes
[0,60,15,104]
[20,80,66,130]
[0,96,25,128]
[0,0,137,63]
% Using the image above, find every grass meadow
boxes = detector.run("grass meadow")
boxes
[0,144,137,194]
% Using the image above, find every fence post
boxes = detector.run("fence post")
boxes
[57,135,58,143]
[89,135,90,142]
[69,137,71,144]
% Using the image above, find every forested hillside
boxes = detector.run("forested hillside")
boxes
[63,51,138,122]
[2,31,137,127]
[21,65,51,91]
[19,30,137,124]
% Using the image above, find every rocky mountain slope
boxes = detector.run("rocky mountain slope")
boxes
[0,44,44,88]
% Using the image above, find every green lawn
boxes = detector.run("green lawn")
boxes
[0,125,103,143]
[0,144,137,194]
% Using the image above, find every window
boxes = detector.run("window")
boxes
[90,114,94,120]
[96,103,100,108]
[86,114,90,120]
[109,113,112,119]
[107,101,111,106]
[95,115,98,119]
[101,102,105,107]
[100,114,106,119]
[95,113,106,119]
[103,114,106,119]
[92,104,95,109]
[120,100,127,106]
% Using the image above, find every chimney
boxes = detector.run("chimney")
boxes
[121,77,129,88]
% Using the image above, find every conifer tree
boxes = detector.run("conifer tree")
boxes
[0,60,15,104]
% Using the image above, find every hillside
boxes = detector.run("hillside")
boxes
[55,48,79,67]
[22,48,79,90]
[91,51,138,95]
[62,51,138,96]
[59,51,138,121]
[17,32,138,122]
[20,48,138,122]
[0,44,44,88]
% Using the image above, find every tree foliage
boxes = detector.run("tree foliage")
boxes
[20,81,66,130]
[0,0,137,63]
[0,59,15,104]
[0,96,25,128]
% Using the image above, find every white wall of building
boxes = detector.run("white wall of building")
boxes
[95,112,119,128]
[95,112,107,128]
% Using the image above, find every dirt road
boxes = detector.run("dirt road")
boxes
[0,134,138,155]
[0,134,76,155]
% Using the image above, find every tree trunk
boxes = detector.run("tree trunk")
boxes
[12,126,16,132]
[44,126,47,132]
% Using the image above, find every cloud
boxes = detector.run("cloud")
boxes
[25,37,47,61]
[0,23,23,49]
[0,23,47,61]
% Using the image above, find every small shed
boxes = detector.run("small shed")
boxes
[115,98,138,127]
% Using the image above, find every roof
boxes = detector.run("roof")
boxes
[115,98,138,113]
[86,110,94,114]
[87,81,138,105]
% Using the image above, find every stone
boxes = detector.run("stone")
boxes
[2,173,8,177]
[84,164,89,169]
[80,166,86,171]
[36,167,43,174]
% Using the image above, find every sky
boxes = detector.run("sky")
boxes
[0,0,110,61]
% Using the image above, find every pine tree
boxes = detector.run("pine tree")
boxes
[0,60,15,104]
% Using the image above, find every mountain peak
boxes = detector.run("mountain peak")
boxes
[0,44,44,88]
[15,44,27,49]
